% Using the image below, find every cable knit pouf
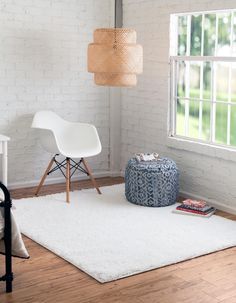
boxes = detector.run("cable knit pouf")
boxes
[125,157,179,207]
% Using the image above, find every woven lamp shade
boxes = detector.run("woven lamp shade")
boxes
[88,28,143,87]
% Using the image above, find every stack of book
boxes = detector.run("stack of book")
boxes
[173,199,216,218]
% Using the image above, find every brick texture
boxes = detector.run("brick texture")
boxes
[0,0,111,187]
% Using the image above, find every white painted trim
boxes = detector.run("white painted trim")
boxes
[175,96,236,105]
[211,61,216,142]
[173,8,236,17]
[180,190,236,215]
[109,170,122,177]
[184,61,190,136]
[170,59,177,136]
[109,87,122,174]
[199,64,203,139]
[169,15,178,56]
[227,12,234,145]
[109,170,236,215]
[184,15,191,137]
[171,56,236,62]
[199,14,204,139]
[227,66,232,145]
[167,136,236,161]
[8,170,122,190]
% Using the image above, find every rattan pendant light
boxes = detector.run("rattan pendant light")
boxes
[87,0,143,87]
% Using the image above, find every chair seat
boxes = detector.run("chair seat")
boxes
[59,149,100,159]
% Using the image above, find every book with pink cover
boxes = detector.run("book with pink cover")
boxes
[173,199,216,218]
[182,199,206,208]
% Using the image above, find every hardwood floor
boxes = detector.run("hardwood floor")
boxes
[0,177,236,303]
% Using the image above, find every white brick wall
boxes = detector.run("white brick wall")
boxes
[122,0,236,213]
[0,0,112,187]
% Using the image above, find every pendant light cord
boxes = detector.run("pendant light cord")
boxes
[114,0,122,28]
[114,0,122,45]
[115,0,117,28]
[114,0,117,45]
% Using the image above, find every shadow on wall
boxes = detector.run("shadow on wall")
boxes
[6,114,69,184]
[6,114,45,183]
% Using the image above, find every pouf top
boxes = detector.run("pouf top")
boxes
[126,157,178,172]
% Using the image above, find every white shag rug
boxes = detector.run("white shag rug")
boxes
[13,184,236,283]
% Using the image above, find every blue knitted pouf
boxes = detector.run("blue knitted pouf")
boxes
[125,157,179,207]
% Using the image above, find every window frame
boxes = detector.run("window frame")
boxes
[169,9,236,151]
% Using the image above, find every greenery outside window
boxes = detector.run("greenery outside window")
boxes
[170,10,236,148]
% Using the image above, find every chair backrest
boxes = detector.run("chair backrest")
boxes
[32,111,102,157]
[31,111,65,132]
[32,111,63,154]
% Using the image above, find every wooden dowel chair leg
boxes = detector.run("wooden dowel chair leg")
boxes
[66,158,70,203]
[35,157,55,196]
[82,158,101,194]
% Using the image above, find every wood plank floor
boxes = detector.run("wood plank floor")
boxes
[0,177,236,303]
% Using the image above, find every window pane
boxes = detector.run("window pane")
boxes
[188,100,199,139]
[232,12,236,55]
[190,63,200,98]
[217,13,231,56]
[190,14,202,55]
[178,16,187,55]
[204,14,216,55]
[215,103,228,144]
[216,62,229,102]
[201,101,211,141]
[230,105,236,146]
[176,99,185,136]
[203,62,211,99]
[174,10,236,148]
[231,64,236,102]
[177,61,186,97]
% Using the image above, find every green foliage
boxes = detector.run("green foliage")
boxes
[203,14,216,56]
[191,15,202,55]
[178,16,187,55]
[176,98,236,146]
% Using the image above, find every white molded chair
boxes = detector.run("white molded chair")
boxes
[32,111,102,202]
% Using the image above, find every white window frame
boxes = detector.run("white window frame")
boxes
[169,9,236,152]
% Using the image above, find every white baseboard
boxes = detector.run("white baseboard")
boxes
[109,170,122,177]
[180,190,236,215]
[8,171,122,190]
[114,171,236,215]
[8,171,236,215]
[120,171,236,214]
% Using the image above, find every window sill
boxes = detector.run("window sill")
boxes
[167,136,236,162]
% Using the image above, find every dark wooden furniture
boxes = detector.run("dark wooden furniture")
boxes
[0,182,13,293]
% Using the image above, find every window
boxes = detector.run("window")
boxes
[170,10,236,148]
